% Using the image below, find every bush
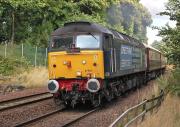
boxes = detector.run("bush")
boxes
[0,56,30,76]
[158,68,180,96]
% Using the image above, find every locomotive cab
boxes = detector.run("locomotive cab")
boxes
[48,33,105,80]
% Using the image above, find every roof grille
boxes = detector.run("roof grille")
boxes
[64,21,91,26]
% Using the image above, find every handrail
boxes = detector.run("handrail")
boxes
[109,100,147,127]
[109,90,164,127]
[124,110,146,127]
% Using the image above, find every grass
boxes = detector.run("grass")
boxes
[0,67,48,95]
[138,94,180,127]
[8,67,48,88]
[137,66,180,127]
[158,67,180,96]
[0,44,48,89]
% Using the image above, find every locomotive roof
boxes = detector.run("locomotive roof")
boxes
[52,21,145,48]
[52,21,113,35]
[109,29,144,48]
[143,43,161,53]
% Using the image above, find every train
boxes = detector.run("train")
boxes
[47,21,166,107]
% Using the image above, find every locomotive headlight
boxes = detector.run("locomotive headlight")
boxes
[48,80,59,93]
[76,71,82,76]
[82,60,86,65]
[86,79,100,93]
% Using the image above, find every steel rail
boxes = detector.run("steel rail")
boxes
[61,108,99,127]
[0,92,53,111]
[13,108,66,127]
[0,92,49,103]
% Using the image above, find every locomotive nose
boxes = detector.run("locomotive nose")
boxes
[86,79,100,93]
[48,80,59,93]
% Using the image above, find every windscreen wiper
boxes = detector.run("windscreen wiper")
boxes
[88,33,98,41]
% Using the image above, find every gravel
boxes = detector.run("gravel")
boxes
[0,98,60,127]
[27,110,86,127]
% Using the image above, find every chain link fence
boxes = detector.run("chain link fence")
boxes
[0,43,48,67]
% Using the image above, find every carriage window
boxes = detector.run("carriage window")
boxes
[51,36,73,50]
[76,35,100,49]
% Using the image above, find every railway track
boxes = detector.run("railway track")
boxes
[0,92,53,111]
[61,108,99,127]
[14,108,66,127]
[13,107,99,127]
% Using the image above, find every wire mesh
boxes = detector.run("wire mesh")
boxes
[0,43,47,67]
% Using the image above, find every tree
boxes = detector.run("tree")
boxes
[0,0,152,46]
[107,0,152,42]
[158,0,180,66]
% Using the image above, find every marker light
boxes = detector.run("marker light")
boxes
[82,60,86,65]
[76,71,82,76]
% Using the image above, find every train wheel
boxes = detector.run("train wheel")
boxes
[114,86,121,97]
[104,89,113,102]
[92,93,101,107]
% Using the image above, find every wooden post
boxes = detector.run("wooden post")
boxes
[151,95,155,114]
[134,107,138,125]
[141,101,146,121]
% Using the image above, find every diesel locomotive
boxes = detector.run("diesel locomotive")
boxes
[47,21,166,107]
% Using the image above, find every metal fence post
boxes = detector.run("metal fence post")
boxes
[21,43,24,57]
[4,43,7,58]
[34,46,37,67]
[45,48,47,66]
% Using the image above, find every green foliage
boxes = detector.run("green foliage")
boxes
[158,0,180,66]
[158,69,180,97]
[0,56,29,76]
[151,40,162,50]
[0,0,152,46]
[107,0,152,41]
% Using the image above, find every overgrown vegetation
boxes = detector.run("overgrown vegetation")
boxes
[16,67,48,88]
[0,56,29,76]
[138,67,180,127]
[138,94,180,127]
[0,0,152,46]
[158,68,180,97]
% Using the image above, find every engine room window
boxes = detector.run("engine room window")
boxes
[51,36,73,49]
[76,35,100,49]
